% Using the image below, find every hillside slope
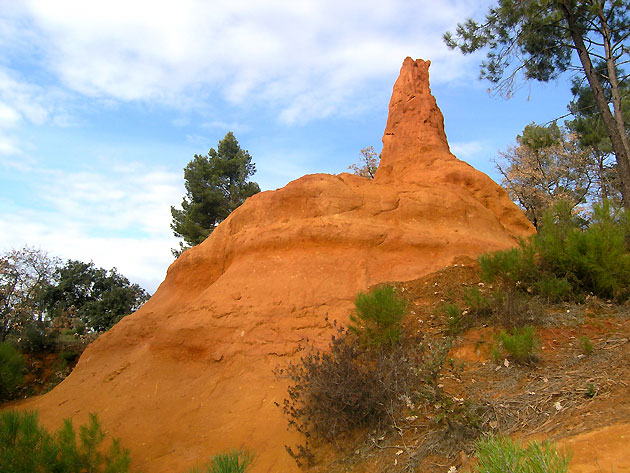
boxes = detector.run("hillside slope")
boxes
[15,58,533,473]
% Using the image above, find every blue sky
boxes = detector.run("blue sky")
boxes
[0,1,574,293]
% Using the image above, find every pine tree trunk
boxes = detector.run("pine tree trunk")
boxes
[560,1,630,208]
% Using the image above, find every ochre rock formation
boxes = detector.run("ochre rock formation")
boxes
[17,58,534,472]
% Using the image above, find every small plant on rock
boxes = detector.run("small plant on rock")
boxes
[348,285,407,347]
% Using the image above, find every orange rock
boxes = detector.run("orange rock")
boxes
[15,58,533,473]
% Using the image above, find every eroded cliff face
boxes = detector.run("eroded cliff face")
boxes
[19,58,534,473]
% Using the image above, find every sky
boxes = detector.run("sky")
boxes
[0,0,576,293]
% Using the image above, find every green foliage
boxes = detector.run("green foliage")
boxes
[579,336,593,355]
[567,64,626,204]
[463,287,492,317]
[0,342,25,401]
[0,410,131,473]
[188,449,255,473]
[478,244,537,287]
[440,303,466,335]
[495,326,539,364]
[348,286,407,347]
[496,123,596,226]
[536,201,630,300]
[474,435,571,473]
[20,323,59,353]
[43,260,149,332]
[444,1,630,206]
[534,276,573,303]
[171,132,260,255]
[479,201,630,302]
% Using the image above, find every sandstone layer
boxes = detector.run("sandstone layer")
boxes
[17,58,534,472]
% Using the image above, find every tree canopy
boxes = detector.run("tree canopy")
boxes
[444,0,630,207]
[1,247,149,339]
[496,123,598,226]
[170,132,260,256]
[0,248,58,342]
[42,260,149,332]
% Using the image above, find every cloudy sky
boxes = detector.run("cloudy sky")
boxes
[0,1,574,293]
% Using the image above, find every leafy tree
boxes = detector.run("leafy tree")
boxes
[444,1,630,207]
[171,132,260,256]
[496,122,597,226]
[0,248,58,342]
[43,260,149,332]
[347,146,380,179]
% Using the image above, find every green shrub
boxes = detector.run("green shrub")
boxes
[536,201,630,301]
[579,335,593,355]
[0,342,25,401]
[535,276,573,303]
[440,303,466,335]
[464,287,492,317]
[474,435,571,473]
[188,449,255,473]
[0,410,131,473]
[478,244,537,287]
[495,326,539,364]
[479,201,630,303]
[349,286,407,347]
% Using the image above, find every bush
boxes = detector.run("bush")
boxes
[464,287,493,317]
[534,276,573,303]
[474,435,571,473]
[479,201,630,303]
[536,201,630,301]
[440,303,466,335]
[20,324,58,353]
[0,410,131,473]
[495,326,539,364]
[277,325,419,465]
[188,449,255,473]
[0,342,25,401]
[478,244,537,287]
[349,286,407,347]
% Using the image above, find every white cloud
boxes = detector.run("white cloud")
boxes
[12,0,491,123]
[0,135,22,157]
[0,160,183,292]
[450,140,488,160]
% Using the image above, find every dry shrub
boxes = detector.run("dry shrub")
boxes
[276,325,420,466]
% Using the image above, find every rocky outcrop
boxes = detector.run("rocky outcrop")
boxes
[18,58,534,473]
